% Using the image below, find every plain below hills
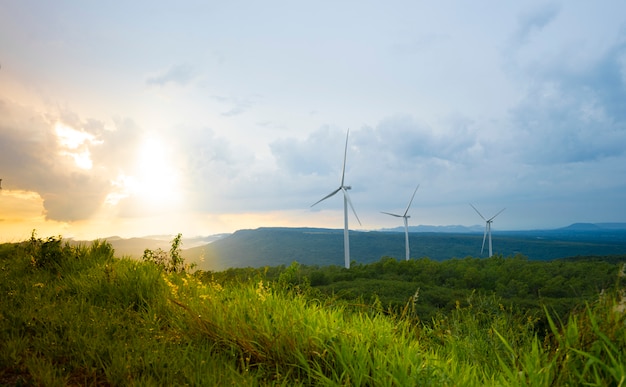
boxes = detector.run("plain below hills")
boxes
[183,224,626,271]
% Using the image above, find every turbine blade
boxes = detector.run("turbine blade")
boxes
[403,184,420,216]
[470,203,486,220]
[488,208,506,221]
[311,187,341,207]
[481,225,487,255]
[342,188,362,226]
[381,211,403,218]
[341,129,349,186]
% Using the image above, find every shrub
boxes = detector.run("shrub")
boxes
[24,230,71,273]
[143,233,195,273]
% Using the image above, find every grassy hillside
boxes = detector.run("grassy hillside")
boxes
[185,227,626,271]
[1,234,625,385]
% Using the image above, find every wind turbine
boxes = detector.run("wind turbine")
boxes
[311,130,361,269]
[470,203,505,257]
[381,184,420,261]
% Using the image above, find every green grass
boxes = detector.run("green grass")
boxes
[1,236,625,385]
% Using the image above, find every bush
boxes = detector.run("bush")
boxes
[24,231,73,273]
[143,233,195,273]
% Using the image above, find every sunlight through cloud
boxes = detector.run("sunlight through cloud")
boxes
[104,136,183,211]
[54,122,99,170]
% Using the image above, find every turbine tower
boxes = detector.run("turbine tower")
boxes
[311,130,361,269]
[381,184,420,261]
[470,203,505,257]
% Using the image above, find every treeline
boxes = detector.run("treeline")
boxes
[199,254,626,327]
[186,227,626,270]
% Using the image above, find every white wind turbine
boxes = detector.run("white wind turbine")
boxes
[381,184,420,261]
[470,203,505,257]
[311,130,361,269]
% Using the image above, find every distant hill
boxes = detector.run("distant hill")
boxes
[383,222,626,234]
[559,222,626,231]
[596,223,626,230]
[71,234,229,260]
[185,226,626,271]
[560,223,604,231]
[381,224,484,233]
[68,224,626,271]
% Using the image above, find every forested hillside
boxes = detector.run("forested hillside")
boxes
[185,227,626,271]
[203,254,626,326]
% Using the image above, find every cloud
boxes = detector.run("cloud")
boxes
[510,3,561,47]
[270,126,345,176]
[0,100,171,223]
[365,115,481,163]
[508,39,626,164]
[146,64,196,86]
[0,99,110,221]
[270,116,483,180]
[166,126,261,212]
[90,117,144,172]
[267,117,496,214]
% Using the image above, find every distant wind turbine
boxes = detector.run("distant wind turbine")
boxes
[381,184,420,261]
[470,203,505,257]
[311,130,361,269]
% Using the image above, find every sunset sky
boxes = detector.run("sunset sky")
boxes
[1,1,626,242]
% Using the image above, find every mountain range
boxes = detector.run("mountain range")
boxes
[382,222,626,233]
[87,223,626,271]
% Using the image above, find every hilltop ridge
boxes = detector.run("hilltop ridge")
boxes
[183,226,626,271]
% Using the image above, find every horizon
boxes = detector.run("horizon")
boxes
[46,221,626,245]
[2,2,626,243]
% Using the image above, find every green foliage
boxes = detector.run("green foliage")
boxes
[1,234,625,385]
[142,233,195,273]
[24,230,69,272]
[276,261,311,293]
[189,227,626,271]
[296,254,624,324]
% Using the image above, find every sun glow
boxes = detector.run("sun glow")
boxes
[135,137,182,205]
[105,136,183,210]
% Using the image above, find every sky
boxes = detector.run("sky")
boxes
[1,1,626,242]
